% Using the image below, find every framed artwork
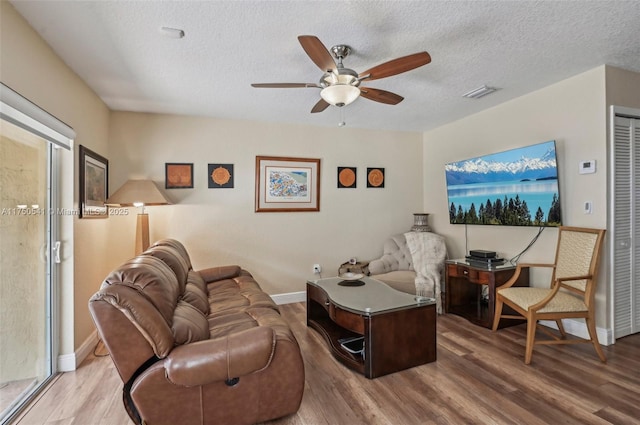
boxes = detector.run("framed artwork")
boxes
[165,163,194,189]
[367,167,385,188]
[255,156,320,212]
[208,163,234,188]
[337,167,357,188]
[79,145,108,218]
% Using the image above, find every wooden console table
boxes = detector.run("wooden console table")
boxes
[445,260,529,329]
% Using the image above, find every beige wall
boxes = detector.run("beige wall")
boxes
[107,112,423,294]
[423,67,612,327]
[5,0,639,355]
[606,66,640,109]
[1,2,111,355]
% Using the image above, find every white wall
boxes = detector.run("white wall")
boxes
[107,112,423,294]
[423,67,610,327]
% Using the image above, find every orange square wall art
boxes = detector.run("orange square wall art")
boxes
[165,163,194,189]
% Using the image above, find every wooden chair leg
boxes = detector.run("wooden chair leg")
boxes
[492,296,504,331]
[585,316,607,363]
[555,319,566,338]
[525,315,537,365]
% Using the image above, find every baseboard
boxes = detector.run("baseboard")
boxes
[539,319,613,346]
[57,330,98,372]
[270,291,306,305]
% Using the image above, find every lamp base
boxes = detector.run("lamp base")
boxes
[135,213,150,255]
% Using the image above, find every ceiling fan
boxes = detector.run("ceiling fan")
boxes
[251,35,431,113]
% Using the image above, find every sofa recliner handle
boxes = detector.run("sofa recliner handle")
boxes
[164,326,275,387]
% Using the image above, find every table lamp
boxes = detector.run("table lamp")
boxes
[106,179,171,254]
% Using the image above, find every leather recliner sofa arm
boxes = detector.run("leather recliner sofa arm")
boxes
[164,326,275,387]
[196,265,242,283]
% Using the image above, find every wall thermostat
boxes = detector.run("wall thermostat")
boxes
[579,160,596,174]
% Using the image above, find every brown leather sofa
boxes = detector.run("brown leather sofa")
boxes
[89,239,304,425]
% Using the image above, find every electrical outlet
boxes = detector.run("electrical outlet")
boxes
[313,264,322,274]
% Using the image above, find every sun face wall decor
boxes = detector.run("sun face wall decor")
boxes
[208,164,234,188]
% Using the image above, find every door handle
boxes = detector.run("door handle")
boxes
[53,241,61,264]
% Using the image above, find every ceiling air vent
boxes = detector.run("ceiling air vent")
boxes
[462,85,498,99]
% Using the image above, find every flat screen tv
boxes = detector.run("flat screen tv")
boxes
[445,140,562,226]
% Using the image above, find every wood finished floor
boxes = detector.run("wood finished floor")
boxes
[12,302,640,425]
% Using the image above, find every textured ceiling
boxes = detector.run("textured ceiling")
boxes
[10,1,640,132]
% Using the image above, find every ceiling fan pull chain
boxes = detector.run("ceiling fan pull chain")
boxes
[339,107,346,127]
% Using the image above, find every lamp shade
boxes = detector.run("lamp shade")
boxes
[106,179,171,206]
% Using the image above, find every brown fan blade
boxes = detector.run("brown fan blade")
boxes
[298,35,337,73]
[360,87,404,105]
[251,83,320,88]
[311,98,330,113]
[359,52,431,81]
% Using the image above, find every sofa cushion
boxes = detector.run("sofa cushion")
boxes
[151,239,193,270]
[207,311,260,339]
[102,256,181,326]
[183,282,210,315]
[187,270,207,294]
[144,245,190,293]
[372,270,416,294]
[207,274,279,314]
[171,300,210,345]
[98,256,180,357]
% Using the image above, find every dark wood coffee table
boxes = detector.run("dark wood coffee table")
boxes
[306,276,436,379]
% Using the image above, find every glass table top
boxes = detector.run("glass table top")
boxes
[307,276,435,316]
[447,258,517,271]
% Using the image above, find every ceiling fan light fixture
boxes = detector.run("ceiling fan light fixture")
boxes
[320,85,360,107]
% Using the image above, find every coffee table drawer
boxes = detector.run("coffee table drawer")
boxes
[330,306,364,334]
[307,283,330,312]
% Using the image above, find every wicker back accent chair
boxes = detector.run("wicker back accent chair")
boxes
[492,226,606,365]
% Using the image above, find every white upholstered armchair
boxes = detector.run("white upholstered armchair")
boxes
[369,232,447,312]
[368,234,416,293]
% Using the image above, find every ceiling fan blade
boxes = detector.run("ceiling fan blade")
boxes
[251,83,320,88]
[360,87,404,105]
[298,35,337,73]
[359,52,431,81]
[311,98,330,113]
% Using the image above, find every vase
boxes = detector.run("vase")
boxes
[411,213,431,232]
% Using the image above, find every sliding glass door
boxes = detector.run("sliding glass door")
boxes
[0,118,54,423]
